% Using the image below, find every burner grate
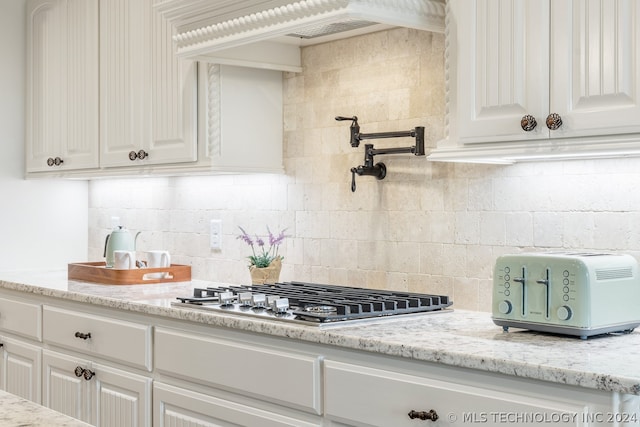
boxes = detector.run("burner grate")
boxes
[175,281,452,323]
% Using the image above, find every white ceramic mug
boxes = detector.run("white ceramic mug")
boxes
[146,250,171,278]
[113,250,136,269]
[147,250,171,268]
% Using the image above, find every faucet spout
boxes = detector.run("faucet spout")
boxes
[336,116,425,192]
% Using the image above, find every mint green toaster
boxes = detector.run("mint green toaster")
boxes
[493,252,640,339]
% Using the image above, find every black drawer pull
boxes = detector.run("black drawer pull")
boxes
[408,410,439,421]
[74,331,91,340]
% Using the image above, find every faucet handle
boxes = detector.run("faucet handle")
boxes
[336,116,361,147]
[349,163,386,193]
[350,168,358,192]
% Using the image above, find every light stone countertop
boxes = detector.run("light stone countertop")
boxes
[1,270,640,397]
[0,389,91,426]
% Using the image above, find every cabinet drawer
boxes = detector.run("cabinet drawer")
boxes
[42,306,151,371]
[325,361,590,427]
[155,327,322,414]
[0,297,41,340]
[154,382,320,427]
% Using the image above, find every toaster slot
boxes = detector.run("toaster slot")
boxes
[535,268,550,319]
[513,267,526,316]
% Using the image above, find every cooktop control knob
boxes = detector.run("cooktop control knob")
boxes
[251,293,267,309]
[266,295,280,307]
[238,292,252,307]
[498,300,512,315]
[557,305,572,321]
[219,291,235,306]
[272,298,290,314]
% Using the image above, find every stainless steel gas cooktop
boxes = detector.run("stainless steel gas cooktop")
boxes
[172,281,453,326]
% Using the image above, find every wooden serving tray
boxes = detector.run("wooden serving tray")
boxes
[68,262,191,285]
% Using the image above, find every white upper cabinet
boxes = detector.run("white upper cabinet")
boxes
[551,0,640,139]
[430,0,640,163]
[99,0,197,168]
[453,1,550,145]
[26,0,283,178]
[26,0,100,173]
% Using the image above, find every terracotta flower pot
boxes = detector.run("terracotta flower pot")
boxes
[249,257,282,284]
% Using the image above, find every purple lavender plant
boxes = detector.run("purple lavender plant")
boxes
[237,226,287,268]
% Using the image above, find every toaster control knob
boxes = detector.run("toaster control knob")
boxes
[498,300,512,315]
[557,305,572,321]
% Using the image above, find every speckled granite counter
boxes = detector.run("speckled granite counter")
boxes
[1,270,640,397]
[0,390,91,426]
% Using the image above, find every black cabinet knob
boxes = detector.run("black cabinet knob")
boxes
[74,366,95,381]
[546,113,563,130]
[47,157,64,167]
[83,369,95,380]
[129,150,149,161]
[520,115,537,131]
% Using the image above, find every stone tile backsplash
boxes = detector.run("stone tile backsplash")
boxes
[88,28,640,312]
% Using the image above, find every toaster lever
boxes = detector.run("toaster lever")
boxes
[513,268,526,316]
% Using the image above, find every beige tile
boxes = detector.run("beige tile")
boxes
[88,27,640,312]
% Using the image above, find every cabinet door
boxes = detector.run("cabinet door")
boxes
[42,349,91,422]
[153,382,320,427]
[0,337,42,404]
[550,0,640,139]
[100,0,197,168]
[195,64,283,173]
[26,0,99,173]
[92,363,152,427]
[452,0,550,144]
[43,349,152,426]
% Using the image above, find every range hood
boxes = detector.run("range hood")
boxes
[155,0,446,72]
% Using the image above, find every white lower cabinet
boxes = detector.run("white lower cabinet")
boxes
[0,336,42,403]
[0,294,43,403]
[153,382,320,427]
[43,349,151,426]
[41,305,153,426]
[0,289,637,427]
[324,359,613,427]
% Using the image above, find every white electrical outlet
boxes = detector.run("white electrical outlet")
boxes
[210,219,222,250]
[111,216,120,228]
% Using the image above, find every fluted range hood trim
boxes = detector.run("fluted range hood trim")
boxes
[157,0,446,61]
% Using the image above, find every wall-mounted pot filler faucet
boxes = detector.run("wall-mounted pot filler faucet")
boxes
[335,116,425,192]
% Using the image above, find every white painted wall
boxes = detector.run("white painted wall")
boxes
[0,0,88,271]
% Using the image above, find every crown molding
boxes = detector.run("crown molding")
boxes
[156,0,446,60]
